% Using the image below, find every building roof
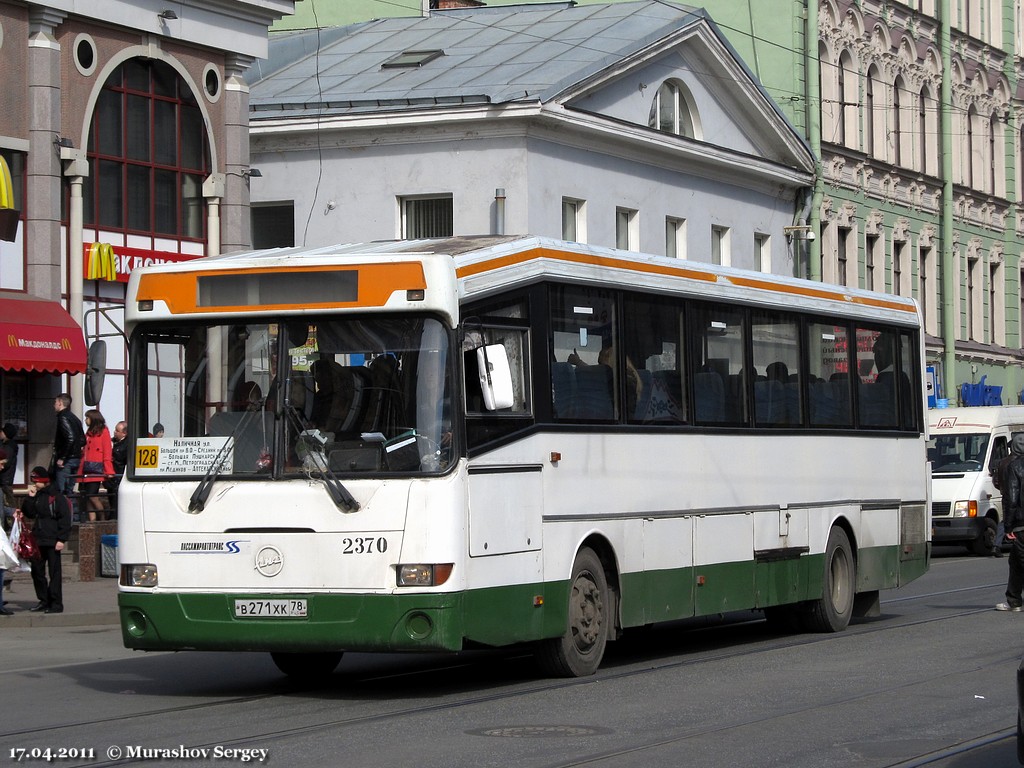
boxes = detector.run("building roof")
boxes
[249,1,714,115]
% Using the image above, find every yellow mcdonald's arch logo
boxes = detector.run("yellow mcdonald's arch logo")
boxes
[61,337,72,350]
[85,242,118,281]
[0,156,13,211]
[7,334,15,347]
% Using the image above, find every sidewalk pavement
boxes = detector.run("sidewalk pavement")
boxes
[1,570,120,628]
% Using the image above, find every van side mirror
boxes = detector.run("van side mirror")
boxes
[85,340,107,406]
[476,344,514,411]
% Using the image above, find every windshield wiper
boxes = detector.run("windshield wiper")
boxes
[283,380,360,513]
[188,405,261,512]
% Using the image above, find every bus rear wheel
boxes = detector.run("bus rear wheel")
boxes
[803,527,854,633]
[536,547,608,677]
[270,651,343,679]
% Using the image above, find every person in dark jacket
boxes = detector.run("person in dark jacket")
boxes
[53,393,85,517]
[104,420,128,518]
[0,422,18,509]
[996,434,1024,611]
[21,466,72,614]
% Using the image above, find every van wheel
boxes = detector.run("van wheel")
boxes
[969,518,997,556]
[536,548,608,677]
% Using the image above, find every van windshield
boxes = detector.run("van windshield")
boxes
[928,433,990,473]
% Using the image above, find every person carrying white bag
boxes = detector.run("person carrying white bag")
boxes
[0,506,21,616]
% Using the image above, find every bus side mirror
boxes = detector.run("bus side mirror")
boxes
[85,340,107,406]
[476,344,514,411]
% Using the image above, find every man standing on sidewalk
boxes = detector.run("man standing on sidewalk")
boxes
[52,394,85,520]
[21,466,72,614]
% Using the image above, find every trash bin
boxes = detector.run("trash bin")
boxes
[100,534,118,578]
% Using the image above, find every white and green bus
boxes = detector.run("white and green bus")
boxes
[118,235,929,678]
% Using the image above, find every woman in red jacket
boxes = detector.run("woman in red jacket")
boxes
[79,409,114,522]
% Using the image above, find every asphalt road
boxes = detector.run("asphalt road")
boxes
[0,545,1020,768]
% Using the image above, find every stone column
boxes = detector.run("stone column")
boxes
[221,53,255,254]
[25,7,66,302]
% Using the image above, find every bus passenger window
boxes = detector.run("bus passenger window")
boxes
[807,322,852,427]
[688,304,745,425]
[550,286,618,421]
[858,329,901,428]
[624,294,686,424]
[751,310,800,426]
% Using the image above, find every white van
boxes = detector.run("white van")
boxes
[928,405,1024,555]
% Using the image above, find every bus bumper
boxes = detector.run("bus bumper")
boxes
[118,591,466,653]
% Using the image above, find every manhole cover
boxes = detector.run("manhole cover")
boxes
[466,725,613,738]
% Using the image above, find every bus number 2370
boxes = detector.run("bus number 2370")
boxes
[342,537,388,555]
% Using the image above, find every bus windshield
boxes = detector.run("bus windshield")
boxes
[928,433,990,474]
[131,315,453,479]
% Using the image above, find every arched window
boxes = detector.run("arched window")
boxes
[839,51,857,148]
[84,58,211,240]
[920,84,939,175]
[649,80,700,140]
[865,68,875,157]
[892,77,903,166]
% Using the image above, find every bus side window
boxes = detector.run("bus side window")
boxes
[688,304,746,425]
[624,293,686,424]
[551,286,618,422]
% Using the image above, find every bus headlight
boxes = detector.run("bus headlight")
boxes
[953,501,978,518]
[397,563,453,587]
[121,564,159,588]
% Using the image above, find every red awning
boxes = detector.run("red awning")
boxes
[0,291,87,374]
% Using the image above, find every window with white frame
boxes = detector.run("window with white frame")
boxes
[919,245,936,336]
[921,85,939,175]
[665,216,686,259]
[562,197,586,243]
[615,207,638,251]
[400,195,453,239]
[866,233,880,292]
[711,225,730,266]
[754,233,770,273]
[893,239,910,297]
[967,255,981,340]
[649,79,700,140]
[837,227,852,287]
[839,51,857,148]
[990,259,1004,345]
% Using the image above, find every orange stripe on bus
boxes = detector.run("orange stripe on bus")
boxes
[137,263,427,314]
[456,247,917,314]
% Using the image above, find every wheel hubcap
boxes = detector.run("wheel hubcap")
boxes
[570,572,603,652]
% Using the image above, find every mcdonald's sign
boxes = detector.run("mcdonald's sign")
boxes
[0,290,87,374]
[83,242,202,283]
[85,242,118,281]
[0,156,19,242]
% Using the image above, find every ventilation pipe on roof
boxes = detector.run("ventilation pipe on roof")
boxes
[495,188,506,236]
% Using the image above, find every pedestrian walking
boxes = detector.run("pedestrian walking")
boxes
[996,433,1024,611]
[104,420,127,518]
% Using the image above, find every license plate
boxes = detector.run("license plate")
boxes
[234,599,307,618]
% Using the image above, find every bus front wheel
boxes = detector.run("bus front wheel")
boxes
[536,547,608,677]
[804,527,854,633]
[270,651,343,679]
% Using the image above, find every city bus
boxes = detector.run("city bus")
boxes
[117,235,930,678]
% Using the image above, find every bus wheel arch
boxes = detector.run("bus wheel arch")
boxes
[803,524,855,633]
[536,542,617,677]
